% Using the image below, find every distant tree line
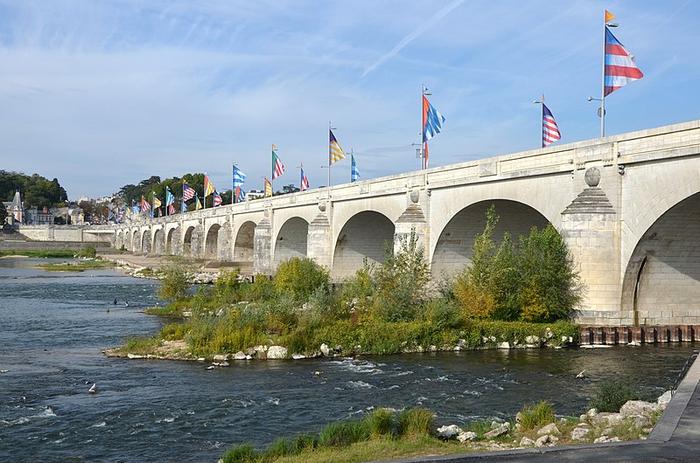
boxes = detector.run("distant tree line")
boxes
[0,170,68,209]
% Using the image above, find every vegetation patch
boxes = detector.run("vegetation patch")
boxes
[38,259,115,272]
[0,249,78,258]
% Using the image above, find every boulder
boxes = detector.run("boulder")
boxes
[320,343,330,357]
[233,351,247,360]
[534,435,558,447]
[497,342,510,349]
[213,354,228,361]
[657,390,673,408]
[525,335,540,345]
[484,422,510,439]
[537,423,561,436]
[291,353,306,360]
[571,427,590,441]
[267,346,288,359]
[587,408,598,417]
[457,431,477,443]
[620,400,658,418]
[437,424,462,439]
[593,436,620,444]
[519,436,535,447]
[627,414,651,428]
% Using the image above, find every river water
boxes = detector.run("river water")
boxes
[0,257,695,462]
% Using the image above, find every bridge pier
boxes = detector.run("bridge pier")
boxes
[253,214,273,274]
[307,205,332,269]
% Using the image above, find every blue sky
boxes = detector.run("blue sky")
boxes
[1,0,698,199]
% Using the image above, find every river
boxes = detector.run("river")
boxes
[0,257,695,462]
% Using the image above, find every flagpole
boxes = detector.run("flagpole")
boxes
[541,94,545,148]
[600,10,607,138]
[271,144,274,196]
[420,85,425,170]
[328,121,332,194]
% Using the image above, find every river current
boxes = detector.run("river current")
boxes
[0,257,695,462]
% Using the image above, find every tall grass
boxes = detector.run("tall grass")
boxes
[517,401,555,430]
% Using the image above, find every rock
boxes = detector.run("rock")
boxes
[437,424,462,439]
[490,420,501,429]
[245,347,256,356]
[127,353,144,359]
[620,400,658,418]
[213,354,228,361]
[593,436,620,444]
[627,340,641,346]
[545,328,554,339]
[519,436,535,446]
[233,351,247,360]
[525,335,540,345]
[515,412,523,424]
[587,408,598,417]
[245,355,252,360]
[291,353,306,360]
[580,414,588,421]
[206,365,216,370]
[497,342,510,349]
[457,431,477,443]
[213,361,229,367]
[657,390,673,408]
[429,345,438,352]
[537,423,561,436]
[571,427,590,441]
[484,423,510,439]
[320,343,330,357]
[266,346,288,359]
[534,434,558,447]
[627,414,651,428]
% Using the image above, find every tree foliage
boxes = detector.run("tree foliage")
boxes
[0,170,68,208]
[117,173,212,211]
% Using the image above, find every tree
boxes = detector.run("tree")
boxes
[0,170,68,208]
[0,202,7,224]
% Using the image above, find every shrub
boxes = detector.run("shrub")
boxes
[75,246,97,258]
[159,322,189,340]
[274,257,329,301]
[221,443,257,463]
[214,270,241,304]
[517,401,555,430]
[158,265,190,302]
[453,276,496,319]
[590,381,638,413]
[367,408,397,438]
[317,419,370,447]
[398,408,434,436]
[241,275,276,301]
[421,298,462,329]
[339,264,375,315]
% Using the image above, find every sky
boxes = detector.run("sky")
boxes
[1,0,699,199]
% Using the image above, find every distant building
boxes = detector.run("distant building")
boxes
[3,191,24,225]
[24,206,54,225]
[247,189,265,200]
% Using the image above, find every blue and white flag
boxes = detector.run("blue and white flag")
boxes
[233,164,247,188]
[351,154,360,182]
[422,95,446,143]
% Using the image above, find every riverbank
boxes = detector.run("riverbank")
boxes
[98,252,233,283]
[218,391,673,463]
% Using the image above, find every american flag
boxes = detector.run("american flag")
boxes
[542,103,561,147]
[300,168,310,191]
[182,182,196,201]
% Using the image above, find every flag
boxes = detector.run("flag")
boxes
[168,203,176,215]
[236,186,246,202]
[264,177,273,197]
[204,175,216,197]
[351,154,360,182]
[165,187,175,215]
[140,195,151,213]
[181,198,187,213]
[422,95,445,143]
[213,190,222,207]
[233,164,246,187]
[604,9,615,23]
[542,103,561,147]
[152,194,162,209]
[604,27,643,96]
[182,181,196,201]
[195,195,202,210]
[272,145,285,179]
[131,199,139,214]
[300,168,310,191]
[329,129,345,164]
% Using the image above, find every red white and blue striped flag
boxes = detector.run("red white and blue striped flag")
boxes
[300,167,310,191]
[604,27,643,96]
[182,182,196,202]
[542,103,561,147]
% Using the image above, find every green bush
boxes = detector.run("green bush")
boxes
[398,408,434,436]
[590,381,638,413]
[75,246,97,258]
[274,257,329,301]
[214,270,241,304]
[367,408,397,438]
[221,443,257,463]
[240,275,276,301]
[517,401,555,430]
[318,419,370,447]
[158,265,190,303]
[421,298,461,329]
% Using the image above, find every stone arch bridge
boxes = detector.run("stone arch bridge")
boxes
[107,120,700,326]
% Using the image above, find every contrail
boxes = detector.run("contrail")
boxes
[361,0,465,78]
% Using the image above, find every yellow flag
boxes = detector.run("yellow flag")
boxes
[195,195,202,210]
[264,177,273,197]
[604,9,615,23]
[152,194,162,208]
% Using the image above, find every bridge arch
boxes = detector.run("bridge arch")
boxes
[621,191,700,325]
[141,229,151,254]
[430,199,550,278]
[183,225,197,256]
[114,230,123,249]
[204,223,222,259]
[274,217,309,267]
[332,211,395,280]
[152,228,164,255]
[233,221,256,264]
[165,227,179,255]
[131,230,140,252]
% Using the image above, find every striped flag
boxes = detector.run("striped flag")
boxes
[140,195,151,213]
[604,26,643,96]
[182,181,196,201]
[272,145,285,179]
[236,186,246,202]
[351,154,360,182]
[300,167,310,191]
[422,95,446,143]
[213,190,222,207]
[204,175,216,197]
[152,193,162,209]
[195,195,202,210]
[541,103,561,147]
[165,187,175,215]
[233,164,246,187]
[329,129,345,164]
[264,177,273,197]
